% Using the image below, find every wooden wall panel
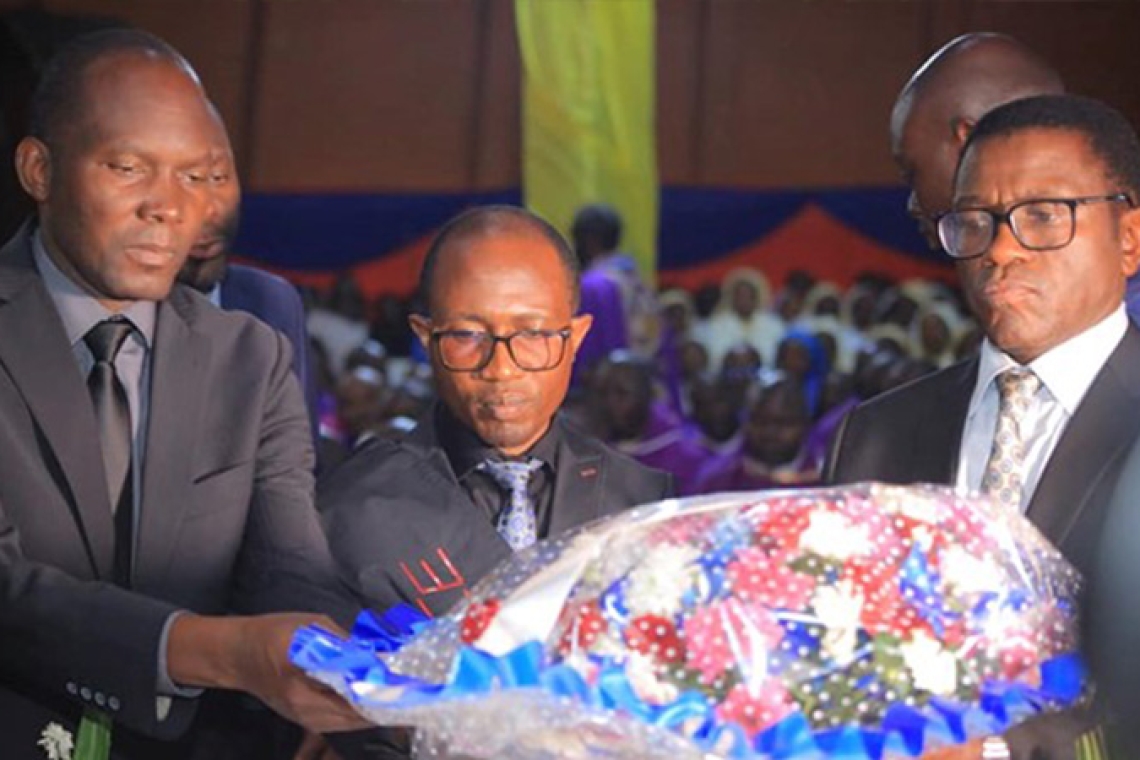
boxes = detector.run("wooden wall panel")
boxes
[5,0,1140,195]
[248,0,485,191]
[694,1,923,188]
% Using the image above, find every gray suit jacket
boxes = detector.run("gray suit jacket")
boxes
[0,225,352,756]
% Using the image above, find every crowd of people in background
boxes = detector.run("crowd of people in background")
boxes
[307,213,981,496]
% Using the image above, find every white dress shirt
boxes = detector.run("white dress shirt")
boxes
[955,306,1128,512]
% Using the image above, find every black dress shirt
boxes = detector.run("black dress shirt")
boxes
[434,405,562,539]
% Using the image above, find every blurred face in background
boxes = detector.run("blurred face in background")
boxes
[178,144,239,293]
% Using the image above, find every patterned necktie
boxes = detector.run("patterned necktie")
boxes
[479,458,544,551]
[84,319,135,585]
[980,367,1041,511]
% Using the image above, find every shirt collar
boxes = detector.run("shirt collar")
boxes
[435,403,561,479]
[33,231,157,349]
[970,305,1128,417]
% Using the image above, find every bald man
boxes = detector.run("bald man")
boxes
[320,206,671,619]
[890,32,1064,249]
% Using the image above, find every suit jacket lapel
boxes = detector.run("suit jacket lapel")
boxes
[917,359,976,484]
[402,409,514,588]
[1028,327,1140,546]
[548,419,605,536]
[0,227,114,578]
[133,289,209,588]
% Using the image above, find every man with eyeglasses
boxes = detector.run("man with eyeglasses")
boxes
[319,205,672,622]
[828,94,1140,760]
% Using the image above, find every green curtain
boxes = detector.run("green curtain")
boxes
[515,0,658,283]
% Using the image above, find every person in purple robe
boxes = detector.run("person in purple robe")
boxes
[598,352,707,496]
[684,371,743,456]
[694,374,818,494]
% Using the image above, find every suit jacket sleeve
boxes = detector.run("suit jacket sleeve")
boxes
[0,496,183,737]
[225,329,357,626]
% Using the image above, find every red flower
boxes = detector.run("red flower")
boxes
[716,680,795,737]
[992,634,1040,680]
[460,599,501,644]
[751,502,810,553]
[844,560,931,638]
[556,600,609,654]
[625,614,685,663]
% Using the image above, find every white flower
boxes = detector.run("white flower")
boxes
[941,546,1005,596]
[799,511,871,561]
[37,723,73,760]
[897,494,941,523]
[625,652,680,706]
[901,632,958,696]
[812,580,864,663]
[624,543,702,616]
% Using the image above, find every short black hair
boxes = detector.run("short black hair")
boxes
[961,94,1140,201]
[571,203,623,251]
[29,28,193,148]
[416,204,581,314]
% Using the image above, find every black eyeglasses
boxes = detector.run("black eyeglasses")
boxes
[936,194,1133,260]
[429,327,572,372]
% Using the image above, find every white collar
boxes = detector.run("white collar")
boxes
[970,305,1127,417]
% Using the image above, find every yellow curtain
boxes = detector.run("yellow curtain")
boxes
[514,0,658,283]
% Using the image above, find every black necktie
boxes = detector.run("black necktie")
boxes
[84,319,134,586]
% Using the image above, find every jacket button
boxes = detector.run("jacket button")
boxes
[80,687,92,701]
[66,682,77,696]
[108,696,121,712]
[95,692,106,707]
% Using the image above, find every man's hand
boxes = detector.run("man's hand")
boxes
[294,731,343,760]
[168,612,369,734]
[920,738,984,759]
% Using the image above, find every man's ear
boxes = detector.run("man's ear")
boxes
[567,313,593,357]
[950,116,976,149]
[408,313,432,350]
[1119,203,1140,279]
[14,137,52,202]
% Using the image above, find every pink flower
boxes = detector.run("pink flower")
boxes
[684,599,783,683]
[726,547,817,610]
[716,680,795,737]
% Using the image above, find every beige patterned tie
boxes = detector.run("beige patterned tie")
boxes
[980,368,1041,511]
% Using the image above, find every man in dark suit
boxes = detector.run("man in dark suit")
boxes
[0,29,365,759]
[320,205,672,618]
[829,95,1140,760]
[176,138,320,442]
[888,33,1063,251]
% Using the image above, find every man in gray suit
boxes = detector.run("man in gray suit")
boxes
[0,29,363,759]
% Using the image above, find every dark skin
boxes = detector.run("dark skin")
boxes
[689,373,739,443]
[409,225,592,457]
[743,381,810,466]
[599,358,653,443]
[16,52,366,739]
[954,129,1140,364]
[889,33,1063,249]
